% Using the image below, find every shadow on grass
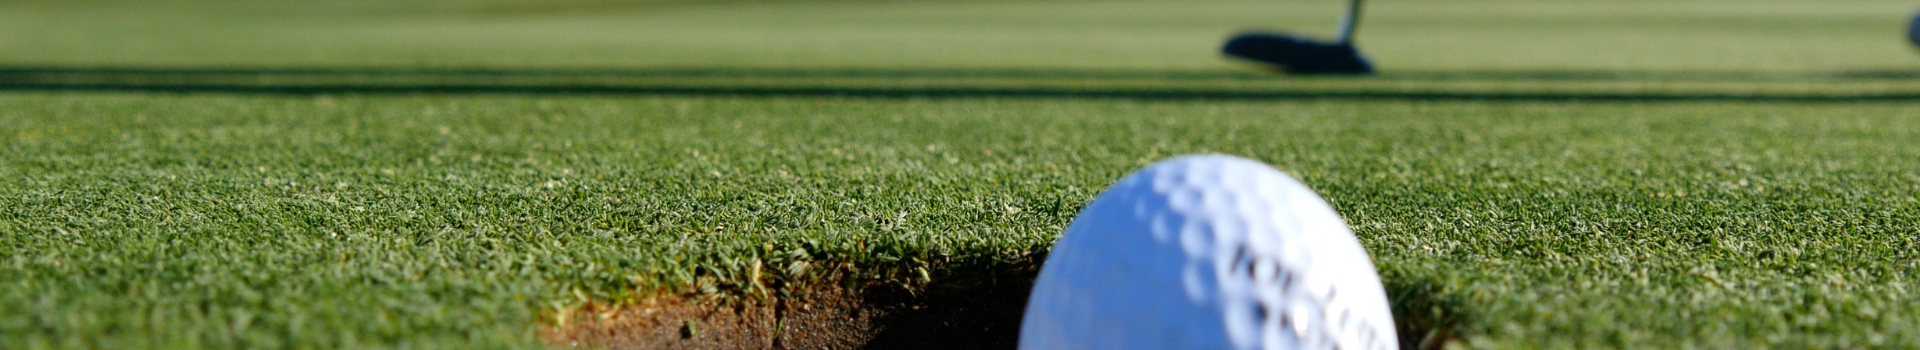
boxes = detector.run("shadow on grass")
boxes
[3,65,1918,103]
[851,273,1466,350]
[848,263,1465,350]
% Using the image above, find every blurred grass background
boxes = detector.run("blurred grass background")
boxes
[2,0,1916,70]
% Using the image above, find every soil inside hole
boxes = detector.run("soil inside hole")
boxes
[541,269,1039,350]
[543,268,1461,350]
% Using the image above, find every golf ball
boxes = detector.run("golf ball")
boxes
[1019,155,1396,350]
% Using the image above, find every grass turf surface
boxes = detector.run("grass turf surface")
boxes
[5,0,1920,348]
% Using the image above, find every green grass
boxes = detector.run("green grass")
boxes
[4,0,1920,348]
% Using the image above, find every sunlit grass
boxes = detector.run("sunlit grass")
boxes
[4,0,1920,348]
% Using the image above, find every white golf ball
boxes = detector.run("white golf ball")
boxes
[1020,155,1396,350]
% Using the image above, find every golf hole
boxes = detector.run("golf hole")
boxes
[540,265,1463,349]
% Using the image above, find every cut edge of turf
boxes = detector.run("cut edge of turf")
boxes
[540,260,1042,349]
[1386,273,1472,350]
[539,259,1469,350]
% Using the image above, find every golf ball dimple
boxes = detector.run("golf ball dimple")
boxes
[1019,155,1396,350]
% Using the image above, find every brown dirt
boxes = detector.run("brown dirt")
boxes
[541,269,1038,350]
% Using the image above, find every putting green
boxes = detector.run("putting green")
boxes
[3,0,1919,348]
